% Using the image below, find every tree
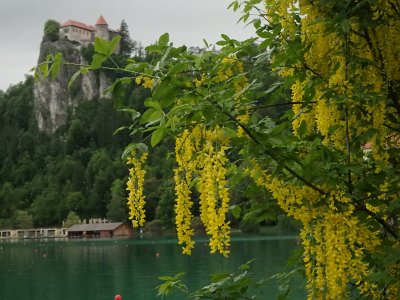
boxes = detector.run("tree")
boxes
[13,210,33,229]
[36,1,400,298]
[63,211,81,228]
[85,150,114,217]
[44,19,60,42]
[107,179,128,221]
[119,20,134,56]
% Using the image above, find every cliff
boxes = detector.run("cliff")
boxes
[34,39,111,133]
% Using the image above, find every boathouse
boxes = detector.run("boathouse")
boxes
[67,222,133,238]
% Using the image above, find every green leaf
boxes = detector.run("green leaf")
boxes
[153,79,179,108]
[158,33,170,46]
[202,105,216,120]
[230,205,242,219]
[93,35,121,56]
[144,98,162,110]
[253,18,261,29]
[239,259,255,270]
[111,79,131,109]
[145,44,162,54]
[147,110,165,124]
[169,62,188,74]
[68,69,81,88]
[93,37,109,55]
[210,273,231,282]
[297,121,308,138]
[91,53,108,69]
[50,52,62,79]
[140,108,157,124]
[221,33,230,41]
[216,40,228,46]
[341,19,351,33]
[39,62,49,78]
[265,82,282,94]
[151,127,166,147]
[108,35,122,54]
[80,67,90,75]
[121,144,136,160]
[121,143,149,160]
[136,143,149,153]
[157,282,172,296]
[223,127,237,139]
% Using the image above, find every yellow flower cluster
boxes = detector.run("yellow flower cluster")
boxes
[245,158,382,298]
[126,151,148,228]
[265,0,297,37]
[197,130,230,257]
[135,75,154,89]
[233,75,249,95]
[301,215,381,300]
[314,95,345,150]
[236,113,250,138]
[194,73,206,88]
[174,129,196,254]
[174,125,231,256]
[291,80,315,137]
[216,56,244,82]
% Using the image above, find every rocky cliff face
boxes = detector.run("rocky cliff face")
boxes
[34,39,111,133]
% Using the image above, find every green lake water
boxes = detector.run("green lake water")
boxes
[0,234,305,300]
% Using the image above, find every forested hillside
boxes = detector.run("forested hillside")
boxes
[0,73,174,228]
[0,33,285,231]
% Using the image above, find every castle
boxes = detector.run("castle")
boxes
[59,15,119,44]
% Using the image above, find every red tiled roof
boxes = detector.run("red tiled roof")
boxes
[96,15,108,26]
[61,20,95,31]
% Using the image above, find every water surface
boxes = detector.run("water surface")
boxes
[0,234,304,299]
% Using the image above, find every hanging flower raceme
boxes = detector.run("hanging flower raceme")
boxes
[174,125,231,256]
[197,128,231,257]
[126,150,148,228]
[174,129,196,255]
[245,157,383,298]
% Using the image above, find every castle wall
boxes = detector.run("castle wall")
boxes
[60,26,93,43]
[95,25,109,41]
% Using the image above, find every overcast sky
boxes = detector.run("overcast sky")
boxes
[0,0,255,91]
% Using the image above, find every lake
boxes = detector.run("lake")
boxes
[0,234,305,300]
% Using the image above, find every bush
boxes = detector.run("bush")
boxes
[277,214,300,231]
[144,219,163,236]
[239,218,260,233]
[44,19,60,42]
[13,210,33,229]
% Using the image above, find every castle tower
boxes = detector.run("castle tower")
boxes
[95,15,109,40]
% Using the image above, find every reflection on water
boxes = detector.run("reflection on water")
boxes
[0,234,305,300]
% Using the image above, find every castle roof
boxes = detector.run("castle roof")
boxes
[61,20,95,31]
[96,15,108,26]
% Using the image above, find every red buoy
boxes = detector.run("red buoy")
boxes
[115,295,122,300]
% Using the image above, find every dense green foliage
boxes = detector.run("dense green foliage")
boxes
[32,0,400,297]
[0,73,174,228]
[1,38,284,231]
[44,19,60,42]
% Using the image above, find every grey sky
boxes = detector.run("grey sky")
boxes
[0,0,255,91]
